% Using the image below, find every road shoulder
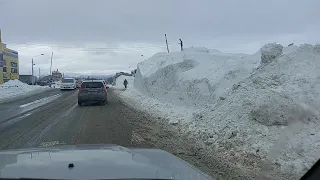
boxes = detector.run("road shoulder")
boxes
[113,88,297,180]
[0,88,54,104]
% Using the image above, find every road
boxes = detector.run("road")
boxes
[0,88,293,180]
[0,88,143,150]
[0,88,221,179]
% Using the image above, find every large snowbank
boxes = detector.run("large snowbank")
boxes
[186,44,320,173]
[0,80,49,102]
[134,49,252,107]
[115,43,320,178]
[134,45,297,108]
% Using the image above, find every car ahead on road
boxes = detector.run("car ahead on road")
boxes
[60,78,77,90]
[78,80,108,106]
[0,144,212,180]
[76,79,82,88]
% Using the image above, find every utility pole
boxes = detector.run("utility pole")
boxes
[32,58,34,76]
[179,38,183,51]
[50,52,53,76]
[165,34,169,53]
[31,54,44,77]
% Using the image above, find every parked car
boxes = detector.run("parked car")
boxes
[77,80,109,106]
[60,78,76,90]
[36,80,50,86]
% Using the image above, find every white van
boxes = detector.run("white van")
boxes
[60,78,76,90]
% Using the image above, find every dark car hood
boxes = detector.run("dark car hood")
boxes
[0,144,212,180]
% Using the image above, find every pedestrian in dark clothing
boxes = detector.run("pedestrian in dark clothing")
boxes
[123,79,128,89]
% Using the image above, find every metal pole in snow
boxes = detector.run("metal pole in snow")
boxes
[179,38,183,51]
[165,34,169,53]
[50,52,53,76]
[32,58,34,77]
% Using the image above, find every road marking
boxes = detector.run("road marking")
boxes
[71,107,88,144]
[79,106,88,120]
[20,94,61,108]
[61,103,77,117]
[27,102,78,146]
[10,112,32,124]
[0,112,33,128]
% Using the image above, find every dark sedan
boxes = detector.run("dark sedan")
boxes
[77,80,108,106]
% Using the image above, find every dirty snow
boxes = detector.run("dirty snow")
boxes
[187,44,320,175]
[115,44,320,178]
[0,79,49,103]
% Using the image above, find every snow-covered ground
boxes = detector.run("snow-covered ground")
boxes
[51,81,61,89]
[0,79,50,103]
[114,44,320,178]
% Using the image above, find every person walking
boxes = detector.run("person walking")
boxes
[123,79,128,89]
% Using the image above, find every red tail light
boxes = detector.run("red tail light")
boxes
[79,87,83,93]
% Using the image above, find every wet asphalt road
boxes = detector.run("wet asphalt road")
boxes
[0,89,291,180]
[0,88,139,150]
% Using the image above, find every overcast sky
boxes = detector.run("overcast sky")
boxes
[0,0,319,76]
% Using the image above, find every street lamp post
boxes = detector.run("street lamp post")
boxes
[32,54,44,77]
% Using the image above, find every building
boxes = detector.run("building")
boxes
[0,31,19,84]
[52,69,62,81]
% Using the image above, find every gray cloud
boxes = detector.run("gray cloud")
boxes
[2,0,320,44]
[1,0,319,75]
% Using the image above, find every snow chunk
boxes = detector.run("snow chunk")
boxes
[261,43,283,64]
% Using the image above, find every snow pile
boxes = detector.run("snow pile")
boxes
[188,44,320,174]
[0,79,49,102]
[134,48,260,108]
[134,45,298,109]
[116,43,320,177]
[115,75,134,89]
[283,45,299,54]
[260,43,283,64]
[184,47,210,53]
[134,45,298,108]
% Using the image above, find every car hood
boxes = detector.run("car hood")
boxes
[0,144,212,180]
